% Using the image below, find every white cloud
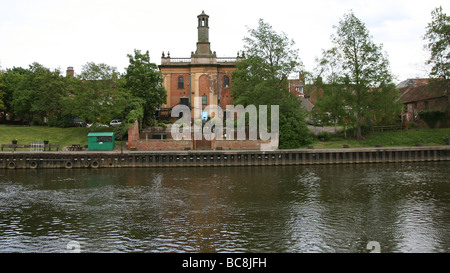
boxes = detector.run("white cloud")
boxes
[0,0,449,81]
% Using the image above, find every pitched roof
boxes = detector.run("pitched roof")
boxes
[397,78,447,103]
[396,78,429,89]
[300,97,314,111]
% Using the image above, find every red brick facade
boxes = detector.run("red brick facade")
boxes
[127,120,272,151]
[158,11,242,116]
[398,78,449,127]
[198,74,210,105]
[169,73,191,108]
[127,11,276,151]
[128,121,193,150]
[219,73,233,107]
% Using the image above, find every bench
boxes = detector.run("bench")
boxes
[1,144,60,151]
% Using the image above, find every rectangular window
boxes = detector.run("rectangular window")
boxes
[97,136,112,142]
[201,95,207,105]
[180,98,189,106]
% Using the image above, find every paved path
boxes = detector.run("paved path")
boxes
[308,125,342,135]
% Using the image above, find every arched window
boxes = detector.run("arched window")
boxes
[178,76,184,89]
[224,76,230,88]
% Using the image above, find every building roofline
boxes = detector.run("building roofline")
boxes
[159,63,238,69]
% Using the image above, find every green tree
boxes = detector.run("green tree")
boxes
[0,67,29,121]
[79,62,119,81]
[423,6,450,102]
[63,62,127,124]
[0,71,6,111]
[12,63,67,124]
[313,48,353,134]
[232,19,311,148]
[370,82,403,126]
[243,18,301,79]
[123,96,145,126]
[124,49,167,127]
[326,11,400,139]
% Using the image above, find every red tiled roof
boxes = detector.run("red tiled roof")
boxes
[397,79,447,103]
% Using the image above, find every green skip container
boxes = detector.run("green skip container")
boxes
[88,132,115,150]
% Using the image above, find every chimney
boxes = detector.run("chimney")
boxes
[66,66,74,78]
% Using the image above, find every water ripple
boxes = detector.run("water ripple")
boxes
[0,163,449,253]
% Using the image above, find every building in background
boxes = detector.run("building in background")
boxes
[158,11,243,120]
[397,78,449,128]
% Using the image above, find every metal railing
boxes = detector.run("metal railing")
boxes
[217,57,238,63]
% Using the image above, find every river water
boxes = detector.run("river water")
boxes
[0,162,449,253]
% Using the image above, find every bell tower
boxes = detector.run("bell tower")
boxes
[193,11,215,57]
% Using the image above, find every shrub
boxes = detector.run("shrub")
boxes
[278,114,312,149]
[408,122,419,129]
[32,117,43,126]
[419,110,446,128]
[113,123,128,140]
[317,131,331,141]
[47,115,74,128]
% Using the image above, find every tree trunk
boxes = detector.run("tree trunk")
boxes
[356,114,362,140]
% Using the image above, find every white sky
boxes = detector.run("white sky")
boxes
[0,0,448,83]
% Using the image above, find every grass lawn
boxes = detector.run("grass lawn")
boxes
[0,125,448,150]
[303,128,450,149]
[0,125,123,149]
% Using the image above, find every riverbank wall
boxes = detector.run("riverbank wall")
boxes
[0,146,449,169]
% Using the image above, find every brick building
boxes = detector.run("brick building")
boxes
[397,78,449,127]
[158,11,243,120]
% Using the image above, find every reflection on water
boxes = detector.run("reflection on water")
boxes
[0,162,449,253]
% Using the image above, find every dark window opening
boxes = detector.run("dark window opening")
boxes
[180,98,189,107]
[178,76,184,89]
[224,76,230,88]
[97,136,112,142]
